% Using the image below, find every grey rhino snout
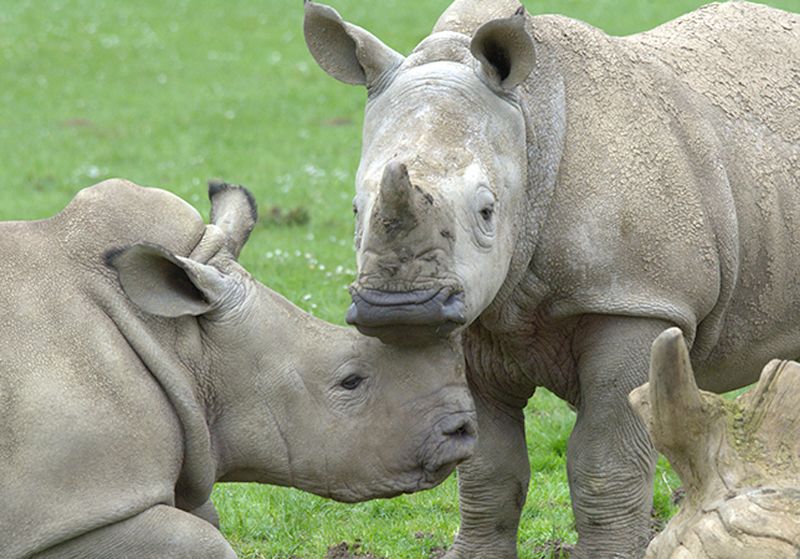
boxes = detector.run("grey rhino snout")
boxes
[424,411,478,478]
[439,412,477,446]
[346,287,467,345]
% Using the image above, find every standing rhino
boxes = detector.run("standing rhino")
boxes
[0,179,476,559]
[303,0,800,556]
[630,328,800,558]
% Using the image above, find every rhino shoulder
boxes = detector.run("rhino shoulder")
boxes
[53,178,207,260]
[631,1,800,143]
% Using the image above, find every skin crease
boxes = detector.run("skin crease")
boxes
[0,179,475,559]
[304,0,800,557]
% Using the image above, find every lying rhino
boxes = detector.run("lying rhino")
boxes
[304,0,800,557]
[0,179,476,559]
[631,329,800,558]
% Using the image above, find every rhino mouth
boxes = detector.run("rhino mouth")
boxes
[346,286,467,344]
[324,410,477,503]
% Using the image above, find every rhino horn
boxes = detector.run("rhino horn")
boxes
[207,180,258,259]
[380,162,412,214]
[374,162,421,239]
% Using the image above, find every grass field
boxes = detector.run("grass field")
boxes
[2,0,797,557]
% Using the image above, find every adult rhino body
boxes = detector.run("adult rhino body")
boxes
[304,1,800,556]
[0,179,476,559]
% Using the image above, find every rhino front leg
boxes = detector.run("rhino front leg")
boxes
[33,504,236,559]
[568,316,669,559]
[445,380,530,559]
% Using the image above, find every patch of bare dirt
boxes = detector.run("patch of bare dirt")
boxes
[324,542,385,559]
[531,539,573,558]
[319,539,450,559]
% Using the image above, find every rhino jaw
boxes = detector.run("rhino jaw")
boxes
[327,408,477,503]
[346,286,467,344]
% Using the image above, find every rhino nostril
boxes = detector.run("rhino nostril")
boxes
[443,417,476,441]
[448,425,469,438]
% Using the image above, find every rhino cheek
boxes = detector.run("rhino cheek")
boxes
[451,241,511,326]
[283,417,427,502]
[301,381,474,501]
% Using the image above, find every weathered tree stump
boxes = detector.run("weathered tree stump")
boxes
[629,328,800,558]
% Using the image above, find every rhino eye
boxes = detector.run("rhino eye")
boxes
[340,374,365,390]
[479,205,494,222]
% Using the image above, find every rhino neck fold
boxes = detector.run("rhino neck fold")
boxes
[481,36,566,330]
[98,293,216,511]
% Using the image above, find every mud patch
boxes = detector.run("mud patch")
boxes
[258,204,310,227]
[322,539,450,558]
[530,539,573,558]
[324,541,385,559]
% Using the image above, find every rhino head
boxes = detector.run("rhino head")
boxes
[304,1,536,343]
[108,183,476,503]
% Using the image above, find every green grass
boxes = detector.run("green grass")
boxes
[1,0,795,557]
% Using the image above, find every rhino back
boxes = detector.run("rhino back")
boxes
[525,6,800,390]
[632,3,800,384]
[632,2,799,147]
[0,180,206,558]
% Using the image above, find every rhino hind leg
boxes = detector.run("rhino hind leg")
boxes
[444,386,530,559]
[32,504,236,559]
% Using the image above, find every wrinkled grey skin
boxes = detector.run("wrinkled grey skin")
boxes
[304,1,800,557]
[0,179,476,559]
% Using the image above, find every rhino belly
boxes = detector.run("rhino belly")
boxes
[693,121,800,393]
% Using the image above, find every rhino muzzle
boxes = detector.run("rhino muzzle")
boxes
[346,286,467,344]
[418,410,477,486]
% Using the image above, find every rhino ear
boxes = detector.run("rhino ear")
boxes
[470,8,535,91]
[304,1,404,87]
[107,244,232,318]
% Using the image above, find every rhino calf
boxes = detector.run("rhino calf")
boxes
[630,328,800,558]
[0,179,476,559]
